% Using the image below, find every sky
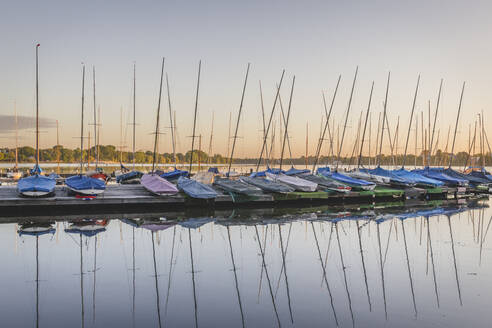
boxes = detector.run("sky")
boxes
[1,0,491,158]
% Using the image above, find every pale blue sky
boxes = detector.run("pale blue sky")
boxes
[1,0,491,157]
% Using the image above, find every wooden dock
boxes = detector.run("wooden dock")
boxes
[0,184,485,217]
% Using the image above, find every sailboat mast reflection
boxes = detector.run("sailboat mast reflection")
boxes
[254,225,281,328]
[226,225,246,328]
[310,221,339,326]
[18,222,56,328]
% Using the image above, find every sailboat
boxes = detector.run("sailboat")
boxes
[17,44,56,197]
[140,58,178,196]
[118,63,144,184]
[175,62,218,199]
[65,64,106,197]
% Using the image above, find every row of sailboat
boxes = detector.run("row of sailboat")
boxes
[15,45,492,200]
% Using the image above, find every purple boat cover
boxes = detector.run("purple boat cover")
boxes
[141,174,178,195]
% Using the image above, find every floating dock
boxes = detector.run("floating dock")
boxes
[0,183,485,216]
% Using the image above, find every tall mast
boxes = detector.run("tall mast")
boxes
[56,120,60,174]
[357,82,374,168]
[35,44,40,170]
[377,71,390,167]
[151,58,165,174]
[259,81,270,161]
[133,63,137,170]
[255,70,285,172]
[279,76,295,170]
[165,73,177,168]
[481,111,485,168]
[93,66,98,169]
[14,101,18,169]
[401,75,420,168]
[189,60,201,173]
[228,63,251,176]
[428,79,443,166]
[312,75,341,171]
[448,82,465,168]
[305,122,308,169]
[80,64,85,175]
[336,67,358,171]
[207,112,214,165]
[226,112,232,160]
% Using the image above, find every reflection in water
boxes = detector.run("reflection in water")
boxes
[4,201,492,327]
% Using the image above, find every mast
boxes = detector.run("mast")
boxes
[312,75,341,171]
[151,58,165,174]
[226,112,232,160]
[401,75,420,168]
[35,44,40,170]
[165,73,177,168]
[305,122,308,169]
[279,76,295,170]
[481,111,485,168]
[56,120,60,174]
[228,63,250,176]
[357,82,374,168]
[255,70,285,172]
[259,81,270,163]
[189,60,201,173]
[92,66,98,169]
[207,112,214,165]
[80,64,85,175]
[133,63,137,170]
[377,71,390,167]
[448,82,465,168]
[428,79,443,166]
[336,67,358,171]
[15,101,19,169]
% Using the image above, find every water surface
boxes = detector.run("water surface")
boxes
[1,202,492,327]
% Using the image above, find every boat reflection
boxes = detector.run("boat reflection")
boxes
[6,200,492,327]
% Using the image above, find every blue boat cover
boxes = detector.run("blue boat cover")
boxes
[65,227,106,237]
[65,175,106,191]
[317,167,374,186]
[444,168,489,185]
[284,167,311,176]
[117,170,143,183]
[177,176,218,199]
[18,228,56,236]
[392,168,444,187]
[469,170,492,182]
[251,167,285,177]
[178,217,215,229]
[364,167,410,185]
[18,175,56,194]
[208,167,220,174]
[160,168,189,180]
[413,168,467,186]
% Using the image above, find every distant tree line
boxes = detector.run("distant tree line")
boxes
[0,145,490,167]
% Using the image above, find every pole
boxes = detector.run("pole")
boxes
[152,58,165,174]
[228,63,250,175]
[255,70,285,172]
[279,76,295,170]
[377,71,390,167]
[312,75,341,171]
[80,64,85,175]
[189,60,201,173]
[336,67,358,171]
[401,75,420,168]
[357,82,374,168]
[35,44,40,169]
[448,82,465,168]
[133,62,137,170]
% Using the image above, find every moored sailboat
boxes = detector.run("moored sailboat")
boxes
[17,44,56,197]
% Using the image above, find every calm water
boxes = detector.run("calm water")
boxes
[2,202,492,328]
